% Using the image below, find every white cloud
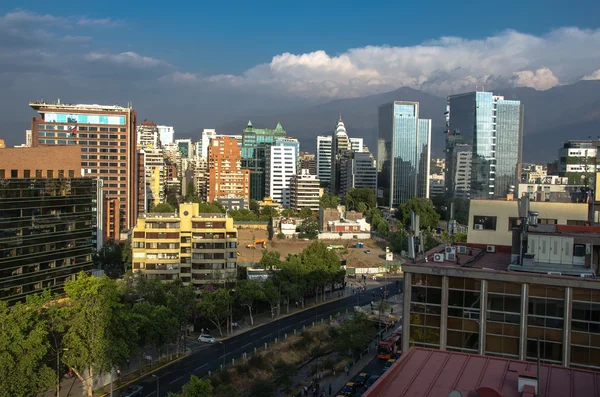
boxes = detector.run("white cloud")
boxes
[202,28,600,97]
[1,10,62,23]
[583,69,600,80]
[513,67,560,90]
[160,71,200,83]
[77,17,122,28]
[84,51,170,69]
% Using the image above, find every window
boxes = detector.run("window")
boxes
[473,215,497,230]
[58,170,65,178]
[47,170,54,178]
[0,169,4,178]
[10,170,18,178]
[539,218,557,225]
[508,217,522,230]
[567,220,587,226]
[68,170,75,178]
[36,170,42,178]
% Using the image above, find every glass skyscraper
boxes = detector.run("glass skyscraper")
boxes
[377,101,431,207]
[446,91,523,199]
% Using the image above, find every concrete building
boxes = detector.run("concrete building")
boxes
[0,146,99,303]
[330,117,352,194]
[141,147,166,210]
[240,121,287,201]
[30,100,137,241]
[157,125,174,146]
[199,129,218,159]
[521,163,547,183]
[446,91,524,199]
[365,347,600,397]
[265,138,298,208]
[444,131,472,200]
[175,138,193,160]
[207,136,250,204]
[378,101,431,206]
[467,199,589,247]
[214,197,248,211]
[338,150,377,196]
[349,137,364,153]
[316,135,332,186]
[518,178,585,203]
[558,140,598,184]
[402,234,600,370]
[429,173,445,198]
[290,169,321,212]
[131,203,238,288]
[137,120,160,148]
[299,152,316,175]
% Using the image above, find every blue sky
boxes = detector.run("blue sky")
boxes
[1,1,600,147]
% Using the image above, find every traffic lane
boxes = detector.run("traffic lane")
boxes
[136,284,402,395]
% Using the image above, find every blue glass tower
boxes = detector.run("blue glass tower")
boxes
[377,101,431,207]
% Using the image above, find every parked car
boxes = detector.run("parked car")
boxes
[121,385,143,397]
[353,372,369,387]
[198,333,216,343]
[393,352,402,359]
[382,358,396,372]
[364,250,371,254]
[340,382,358,396]
[365,375,380,389]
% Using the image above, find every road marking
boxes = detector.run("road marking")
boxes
[144,393,155,397]
[195,364,207,371]
[169,376,183,385]
[241,342,252,349]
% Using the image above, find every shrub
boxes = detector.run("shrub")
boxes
[276,232,285,240]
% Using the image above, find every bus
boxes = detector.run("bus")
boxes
[327,245,345,250]
[377,335,399,359]
[391,325,403,353]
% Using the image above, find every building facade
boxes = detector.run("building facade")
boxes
[157,125,174,146]
[30,101,137,241]
[265,138,298,208]
[350,137,364,153]
[207,136,250,204]
[558,140,598,184]
[240,121,287,201]
[330,117,352,194]
[316,135,332,186]
[131,203,238,288]
[290,169,321,212]
[175,138,193,160]
[377,101,431,207]
[446,91,524,199]
[338,150,377,196]
[299,152,317,175]
[137,121,160,148]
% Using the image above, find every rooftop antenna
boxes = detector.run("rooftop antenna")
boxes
[339,111,342,121]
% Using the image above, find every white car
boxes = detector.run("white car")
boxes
[198,334,216,343]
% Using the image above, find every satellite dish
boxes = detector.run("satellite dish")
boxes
[448,391,463,397]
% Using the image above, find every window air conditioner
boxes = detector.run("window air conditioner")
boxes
[486,245,496,253]
[474,224,484,230]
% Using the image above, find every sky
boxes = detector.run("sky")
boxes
[1,0,600,146]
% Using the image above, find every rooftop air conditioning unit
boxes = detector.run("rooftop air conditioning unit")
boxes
[486,245,496,253]
[457,246,468,254]
[433,253,445,262]
[445,246,456,254]
[547,272,562,276]
[581,274,595,278]
[474,224,484,230]
[446,253,456,262]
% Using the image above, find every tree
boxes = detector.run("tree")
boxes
[215,384,238,397]
[280,208,295,217]
[398,197,441,230]
[273,360,298,393]
[0,300,55,397]
[249,200,260,214]
[250,379,275,397]
[164,280,197,350]
[197,289,232,336]
[319,192,340,209]
[93,239,125,278]
[299,219,320,239]
[267,216,274,241]
[259,250,282,270]
[262,280,280,318]
[235,280,265,326]
[453,198,470,225]
[261,205,279,219]
[152,202,175,213]
[297,242,343,303]
[345,187,376,211]
[62,273,136,396]
[121,240,133,273]
[276,232,285,240]
[165,186,180,209]
[198,201,226,214]
[182,375,213,397]
[454,232,468,242]
[332,312,375,358]
[298,207,313,219]
[184,181,201,203]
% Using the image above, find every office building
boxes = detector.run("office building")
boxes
[338,150,377,196]
[240,121,287,201]
[175,138,193,160]
[402,224,600,371]
[290,169,321,212]
[377,101,431,206]
[350,137,363,153]
[558,140,598,184]
[0,147,99,303]
[199,129,218,159]
[316,135,332,186]
[141,147,166,211]
[330,117,352,194]
[131,203,238,288]
[137,120,160,148]
[299,152,316,175]
[446,91,524,199]
[365,347,598,397]
[157,125,174,146]
[207,137,250,205]
[265,138,298,207]
[522,164,548,183]
[30,100,137,241]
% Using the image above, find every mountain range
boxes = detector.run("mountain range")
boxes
[215,80,600,163]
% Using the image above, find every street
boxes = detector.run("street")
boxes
[120,281,403,397]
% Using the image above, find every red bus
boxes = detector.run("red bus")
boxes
[377,336,399,359]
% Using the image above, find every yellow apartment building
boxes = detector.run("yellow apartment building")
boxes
[131,203,238,289]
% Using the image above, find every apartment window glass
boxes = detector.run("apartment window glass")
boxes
[571,288,600,370]
[0,170,4,178]
[23,170,31,178]
[409,274,442,348]
[36,170,42,178]
[473,215,497,230]
[447,277,481,354]
[486,281,521,359]
[10,170,18,178]
[526,285,564,365]
[47,170,54,178]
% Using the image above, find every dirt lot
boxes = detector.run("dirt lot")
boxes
[237,228,388,267]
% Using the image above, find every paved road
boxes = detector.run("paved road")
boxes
[121,281,403,397]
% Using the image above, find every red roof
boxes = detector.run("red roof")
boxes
[364,347,600,397]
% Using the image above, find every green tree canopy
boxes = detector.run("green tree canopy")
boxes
[298,219,320,239]
[93,239,126,278]
[197,289,232,336]
[280,208,295,217]
[398,197,441,230]
[298,207,313,219]
[331,312,375,358]
[198,201,226,214]
[345,188,377,211]
[319,192,340,209]
[152,202,175,213]
[181,376,213,397]
[261,205,279,219]
[235,280,266,326]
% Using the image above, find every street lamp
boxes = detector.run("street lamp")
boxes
[57,348,68,397]
[152,374,160,397]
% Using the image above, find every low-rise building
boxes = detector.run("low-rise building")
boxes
[131,203,238,289]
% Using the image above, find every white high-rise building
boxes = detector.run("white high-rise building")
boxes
[157,125,174,145]
[316,135,332,185]
[200,129,218,159]
[175,138,193,159]
[290,169,321,212]
[350,137,364,153]
[137,121,160,148]
[265,139,298,207]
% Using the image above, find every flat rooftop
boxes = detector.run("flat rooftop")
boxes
[364,347,600,397]
[30,100,131,112]
[422,246,512,272]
